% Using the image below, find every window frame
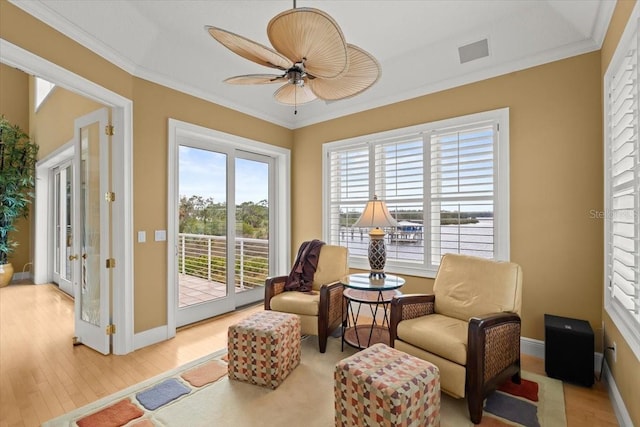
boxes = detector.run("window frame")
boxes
[322,108,510,278]
[603,5,640,362]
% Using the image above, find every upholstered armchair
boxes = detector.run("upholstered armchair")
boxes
[264,244,349,353]
[389,253,523,424]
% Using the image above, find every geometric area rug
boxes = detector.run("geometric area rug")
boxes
[43,336,566,427]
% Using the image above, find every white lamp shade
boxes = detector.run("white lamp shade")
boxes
[353,196,398,228]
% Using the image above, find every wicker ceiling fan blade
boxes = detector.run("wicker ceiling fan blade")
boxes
[273,82,317,105]
[311,44,381,101]
[224,74,286,85]
[206,26,293,71]
[267,8,348,79]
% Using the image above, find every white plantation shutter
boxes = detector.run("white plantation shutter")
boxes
[374,135,425,266]
[327,144,370,256]
[606,24,640,349]
[324,109,509,277]
[429,123,496,266]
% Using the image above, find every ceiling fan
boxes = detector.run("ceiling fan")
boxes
[205,1,381,113]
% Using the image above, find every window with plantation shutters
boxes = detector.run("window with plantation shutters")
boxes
[429,123,497,265]
[604,11,640,360]
[323,108,509,277]
[327,144,370,255]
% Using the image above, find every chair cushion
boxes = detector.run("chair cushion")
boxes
[312,245,349,291]
[396,314,468,366]
[433,253,522,321]
[269,291,319,316]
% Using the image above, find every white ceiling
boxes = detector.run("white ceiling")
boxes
[10,0,615,129]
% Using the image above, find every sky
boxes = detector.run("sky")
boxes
[179,146,268,204]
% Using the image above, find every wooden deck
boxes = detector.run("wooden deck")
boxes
[178,274,258,308]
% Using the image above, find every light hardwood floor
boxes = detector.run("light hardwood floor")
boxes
[0,283,618,426]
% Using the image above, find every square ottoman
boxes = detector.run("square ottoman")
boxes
[228,311,301,389]
[335,343,440,427]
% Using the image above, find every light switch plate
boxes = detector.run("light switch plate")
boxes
[155,230,167,241]
[137,231,146,243]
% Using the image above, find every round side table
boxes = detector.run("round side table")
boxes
[341,273,405,350]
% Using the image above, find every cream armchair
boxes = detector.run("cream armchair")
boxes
[389,253,523,424]
[264,244,349,353]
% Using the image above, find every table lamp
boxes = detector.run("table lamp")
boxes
[353,195,398,278]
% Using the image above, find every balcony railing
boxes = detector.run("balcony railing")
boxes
[178,233,269,290]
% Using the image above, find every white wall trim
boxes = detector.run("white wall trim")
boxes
[33,140,74,285]
[521,337,545,360]
[166,119,291,335]
[602,360,634,427]
[0,37,135,355]
[133,325,168,351]
[520,336,604,374]
[10,271,32,282]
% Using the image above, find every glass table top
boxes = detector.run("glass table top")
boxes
[341,273,405,291]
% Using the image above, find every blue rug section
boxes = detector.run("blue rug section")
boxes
[136,378,191,411]
[485,391,540,427]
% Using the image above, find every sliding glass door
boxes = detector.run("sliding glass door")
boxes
[175,141,274,327]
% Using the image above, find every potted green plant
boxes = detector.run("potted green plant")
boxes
[0,116,38,287]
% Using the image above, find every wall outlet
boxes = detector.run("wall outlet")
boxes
[612,341,617,363]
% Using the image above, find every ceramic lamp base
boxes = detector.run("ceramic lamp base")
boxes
[368,228,387,278]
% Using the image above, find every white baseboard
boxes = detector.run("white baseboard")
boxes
[520,336,603,374]
[602,360,634,427]
[522,337,630,426]
[133,325,169,350]
[10,271,32,282]
[521,337,545,359]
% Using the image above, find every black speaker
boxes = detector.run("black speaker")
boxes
[544,314,594,387]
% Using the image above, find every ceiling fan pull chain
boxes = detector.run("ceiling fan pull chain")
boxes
[294,86,298,115]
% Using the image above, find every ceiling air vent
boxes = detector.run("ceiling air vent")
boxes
[458,39,489,64]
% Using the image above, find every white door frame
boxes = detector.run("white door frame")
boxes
[51,156,74,296]
[167,119,291,337]
[0,38,135,355]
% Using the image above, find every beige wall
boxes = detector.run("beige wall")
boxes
[600,1,640,426]
[293,52,603,344]
[0,1,292,333]
[131,77,292,331]
[0,63,30,272]
[30,82,105,158]
[2,6,638,423]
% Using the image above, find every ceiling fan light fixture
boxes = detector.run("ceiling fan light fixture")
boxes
[287,62,306,86]
[267,7,349,80]
[205,4,380,111]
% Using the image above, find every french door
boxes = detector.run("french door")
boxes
[70,108,112,355]
[174,140,274,327]
[52,161,74,296]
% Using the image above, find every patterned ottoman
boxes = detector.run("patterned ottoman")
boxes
[227,311,301,389]
[334,343,440,427]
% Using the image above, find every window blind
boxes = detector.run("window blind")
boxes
[324,108,508,277]
[374,136,425,264]
[607,36,640,324]
[327,144,370,257]
[429,123,496,265]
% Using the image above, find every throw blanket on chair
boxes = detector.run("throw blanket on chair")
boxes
[284,239,325,292]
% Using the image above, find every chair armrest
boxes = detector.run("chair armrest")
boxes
[467,312,521,391]
[264,275,288,310]
[389,294,435,347]
[318,281,345,330]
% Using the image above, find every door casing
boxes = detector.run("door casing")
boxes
[2,38,135,355]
